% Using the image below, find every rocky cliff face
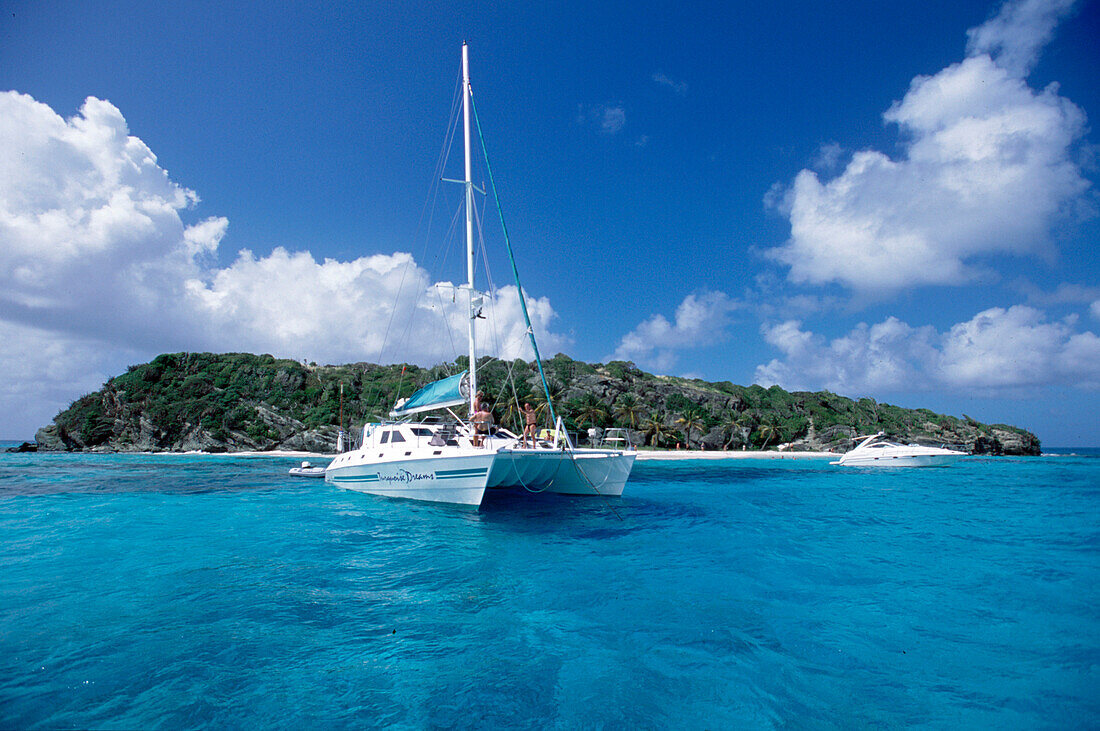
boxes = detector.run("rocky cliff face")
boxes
[546,360,1039,455]
[34,394,344,454]
[34,352,1041,455]
[34,353,355,454]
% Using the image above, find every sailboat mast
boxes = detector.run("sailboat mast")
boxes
[462,42,477,414]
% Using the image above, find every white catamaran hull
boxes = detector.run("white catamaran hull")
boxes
[326,452,498,506]
[489,449,635,496]
[326,448,635,506]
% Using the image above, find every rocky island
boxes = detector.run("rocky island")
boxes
[35,352,1040,455]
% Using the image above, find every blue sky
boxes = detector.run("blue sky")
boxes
[2,0,1098,445]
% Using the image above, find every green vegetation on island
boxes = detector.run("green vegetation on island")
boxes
[35,352,1040,455]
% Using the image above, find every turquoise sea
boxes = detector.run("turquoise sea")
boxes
[1,445,1097,728]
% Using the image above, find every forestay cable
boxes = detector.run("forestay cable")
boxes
[469,94,559,431]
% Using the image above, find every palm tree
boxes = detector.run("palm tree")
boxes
[675,406,707,448]
[721,410,749,450]
[529,381,563,421]
[613,393,642,430]
[643,411,671,448]
[757,414,781,450]
[570,392,609,429]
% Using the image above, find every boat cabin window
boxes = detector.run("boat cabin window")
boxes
[379,431,390,444]
[410,428,433,437]
[389,430,406,443]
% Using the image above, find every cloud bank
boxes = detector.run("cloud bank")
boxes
[755,305,1100,395]
[0,91,567,434]
[966,0,1077,77]
[766,0,1090,293]
[610,291,740,372]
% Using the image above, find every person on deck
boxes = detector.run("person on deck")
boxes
[471,406,493,447]
[522,403,537,448]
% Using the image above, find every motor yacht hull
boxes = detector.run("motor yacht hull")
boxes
[832,453,963,467]
[831,433,967,467]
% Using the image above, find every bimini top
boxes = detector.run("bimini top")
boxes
[390,370,468,418]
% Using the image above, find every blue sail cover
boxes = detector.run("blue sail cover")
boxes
[390,371,468,418]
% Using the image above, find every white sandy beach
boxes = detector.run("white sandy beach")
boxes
[634,450,835,461]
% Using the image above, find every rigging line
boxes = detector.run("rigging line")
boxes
[395,176,466,367]
[481,226,506,363]
[435,197,464,287]
[469,92,623,523]
[469,93,559,430]
[372,72,463,373]
[407,89,466,351]
[433,283,459,364]
[363,94,463,423]
[431,201,466,363]
[470,191,505,360]
[486,352,519,416]
[509,449,566,494]
[504,354,527,433]
[427,76,465,273]
[565,450,624,520]
[394,199,464,363]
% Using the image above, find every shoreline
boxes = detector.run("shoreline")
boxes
[55,448,839,460]
[18,446,1087,459]
[634,450,835,460]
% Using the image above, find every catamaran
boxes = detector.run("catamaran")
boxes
[325,43,635,507]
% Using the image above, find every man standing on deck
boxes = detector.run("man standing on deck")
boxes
[471,405,493,447]
[522,403,537,448]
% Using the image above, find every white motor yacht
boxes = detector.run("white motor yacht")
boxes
[831,432,966,467]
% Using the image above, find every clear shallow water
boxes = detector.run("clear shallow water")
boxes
[1,451,1097,729]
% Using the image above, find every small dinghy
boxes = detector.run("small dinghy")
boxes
[289,461,327,478]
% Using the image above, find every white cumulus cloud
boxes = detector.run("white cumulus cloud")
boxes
[756,317,939,393]
[766,0,1090,293]
[966,0,1077,77]
[610,291,739,372]
[755,304,1100,395]
[0,92,568,436]
[0,320,142,440]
